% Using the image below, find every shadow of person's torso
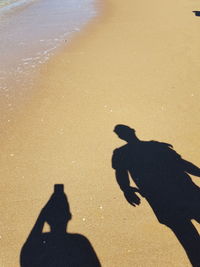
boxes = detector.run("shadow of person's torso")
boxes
[21,232,100,267]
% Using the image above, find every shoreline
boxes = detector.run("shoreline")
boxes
[0,0,102,131]
[0,0,99,119]
[1,0,200,266]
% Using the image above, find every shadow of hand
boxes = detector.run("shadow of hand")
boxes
[123,187,141,206]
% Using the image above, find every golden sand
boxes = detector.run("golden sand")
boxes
[1,0,200,266]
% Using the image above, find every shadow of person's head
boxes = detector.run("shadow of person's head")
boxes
[44,184,72,234]
[114,124,138,143]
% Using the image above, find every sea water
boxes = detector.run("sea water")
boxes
[0,0,97,97]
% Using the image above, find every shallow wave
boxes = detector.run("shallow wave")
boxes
[0,0,97,99]
[0,0,36,12]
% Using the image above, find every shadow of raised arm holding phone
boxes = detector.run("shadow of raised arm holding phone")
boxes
[20,184,101,267]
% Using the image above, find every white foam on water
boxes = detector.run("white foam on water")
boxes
[0,0,36,12]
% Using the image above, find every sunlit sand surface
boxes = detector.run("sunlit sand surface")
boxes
[1,0,200,266]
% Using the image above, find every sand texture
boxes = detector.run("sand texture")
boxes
[1,0,200,266]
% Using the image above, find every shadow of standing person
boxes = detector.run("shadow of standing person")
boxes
[20,184,101,267]
[112,124,200,267]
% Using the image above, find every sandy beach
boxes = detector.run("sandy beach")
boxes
[1,0,200,266]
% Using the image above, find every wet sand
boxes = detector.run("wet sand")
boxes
[1,0,200,266]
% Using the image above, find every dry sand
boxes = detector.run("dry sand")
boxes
[1,0,200,266]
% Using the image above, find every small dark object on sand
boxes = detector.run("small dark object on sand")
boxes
[193,11,200,16]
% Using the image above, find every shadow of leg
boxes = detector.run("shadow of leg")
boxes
[167,220,200,267]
